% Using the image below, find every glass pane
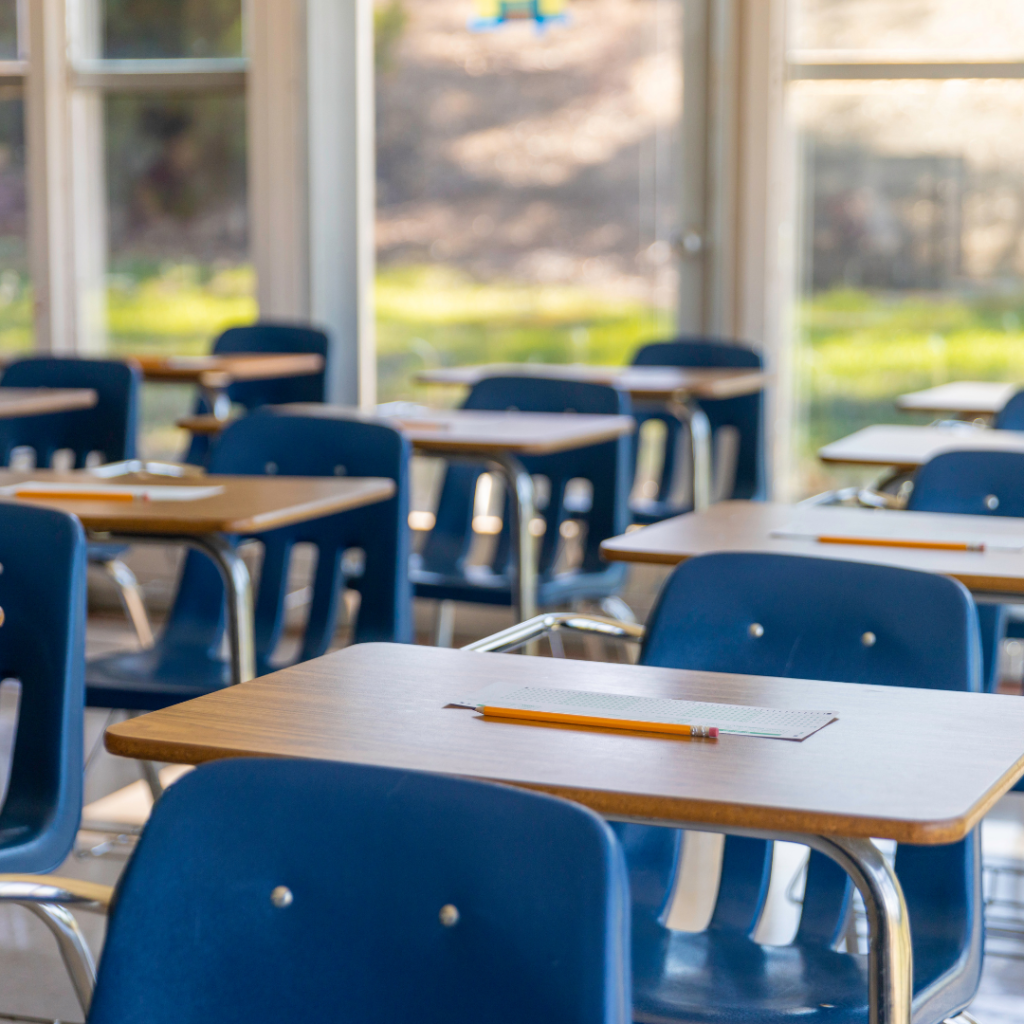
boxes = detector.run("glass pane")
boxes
[105,91,253,456]
[0,90,29,354]
[791,0,1024,58]
[103,0,243,59]
[791,78,1024,495]
[375,0,680,403]
[0,0,18,60]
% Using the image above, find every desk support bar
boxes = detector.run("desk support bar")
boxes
[808,836,912,1024]
[0,876,115,1015]
[669,393,713,512]
[489,453,537,623]
[599,814,914,1024]
[462,611,645,654]
[93,532,256,686]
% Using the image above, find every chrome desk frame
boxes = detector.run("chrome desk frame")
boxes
[416,449,539,624]
[463,613,914,1024]
[89,530,255,686]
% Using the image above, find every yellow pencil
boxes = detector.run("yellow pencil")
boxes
[14,489,137,502]
[816,535,982,552]
[475,704,719,738]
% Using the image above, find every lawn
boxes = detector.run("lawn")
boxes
[795,288,1024,493]
[1,262,1022,492]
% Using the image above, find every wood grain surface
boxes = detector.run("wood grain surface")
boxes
[126,353,323,388]
[104,643,1024,843]
[896,381,1018,417]
[600,501,1024,595]
[274,404,635,455]
[0,387,97,418]
[0,468,394,534]
[416,363,771,401]
[818,423,1024,468]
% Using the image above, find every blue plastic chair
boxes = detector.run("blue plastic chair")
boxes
[413,376,631,615]
[186,321,328,464]
[630,338,765,522]
[618,551,983,1024]
[85,757,631,1024]
[0,357,151,643]
[0,502,85,872]
[0,356,140,468]
[906,449,1024,790]
[994,389,1024,430]
[86,413,411,711]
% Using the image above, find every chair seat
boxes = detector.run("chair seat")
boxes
[86,647,230,711]
[632,927,969,1024]
[87,541,130,562]
[412,563,626,607]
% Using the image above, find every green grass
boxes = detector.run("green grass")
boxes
[2,258,1021,497]
[796,288,1024,494]
[377,264,674,402]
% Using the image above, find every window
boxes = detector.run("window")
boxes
[789,0,1024,495]
[374,0,681,403]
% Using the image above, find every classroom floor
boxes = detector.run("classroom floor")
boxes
[2,568,1023,1022]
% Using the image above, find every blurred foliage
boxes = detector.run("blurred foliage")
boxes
[104,262,257,353]
[375,0,408,72]
[105,93,247,260]
[103,0,243,58]
[0,0,15,60]
[376,264,674,402]
[795,287,1024,494]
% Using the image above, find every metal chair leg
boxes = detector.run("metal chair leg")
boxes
[600,595,637,623]
[100,559,155,649]
[0,876,112,1017]
[138,758,164,801]
[126,712,165,800]
[434,599,456,647]
[20,903,96,1015]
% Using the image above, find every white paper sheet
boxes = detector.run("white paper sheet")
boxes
[452,682,837,741]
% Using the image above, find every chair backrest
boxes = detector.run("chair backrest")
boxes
[907,448,1024,517]
[419,376,631,583]
[185,324,329,465]
[213,322,328,409]
[88,758,631,1024]
[906,448,1024,691]
[161,413,411,679]
[641,551,980,690]
[995,388,1024,430]
[0,357,139,468]
[632,337,765,504]
[621,552,981,999]
[0,502,85,872]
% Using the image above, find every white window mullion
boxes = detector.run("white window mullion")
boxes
[68,0,107,353]
[247,0,309,322]
[26,0,77,352]
[247,0,376,408]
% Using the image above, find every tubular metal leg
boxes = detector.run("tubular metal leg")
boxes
[593,811,914,1024]
[186,534,256,685]
[92,532,256,686]
[434,599,456,648]
[21,903,96,1015]
[138,755,164,801]
[806,835,912,1024]
[201,385,232,421]
[491,453,537,623]
[669,393,713,511]
[100,558,155,649]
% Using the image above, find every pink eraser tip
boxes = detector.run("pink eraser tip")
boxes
[709,727,719,738]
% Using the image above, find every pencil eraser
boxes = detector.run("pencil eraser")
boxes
[709,727,719,738]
